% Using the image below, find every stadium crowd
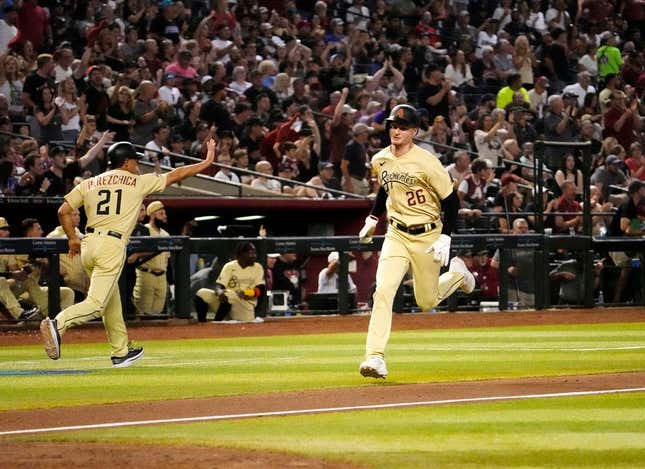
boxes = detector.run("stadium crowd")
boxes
[0,0,644,315]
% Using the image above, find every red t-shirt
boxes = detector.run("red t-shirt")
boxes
[626,157,645,180]
[15,2,48,50]
[603,106,636,148]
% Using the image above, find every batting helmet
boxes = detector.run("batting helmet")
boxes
[107,142,141,169]
[385,104,420,129]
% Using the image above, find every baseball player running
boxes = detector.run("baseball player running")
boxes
[358,105,475,379]
[40,136,216,368]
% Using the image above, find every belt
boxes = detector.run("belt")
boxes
[86,226,122,239]
[389,219,437,235]
[137,267,166,276]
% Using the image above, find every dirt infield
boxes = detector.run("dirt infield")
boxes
[2,308,644,468]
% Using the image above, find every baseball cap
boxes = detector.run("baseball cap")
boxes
[536,75,550,87]
[267,253,280,258]
[146,200,164,216]
[200,75,213,85]
[501,173,521,186]
[563,91,578,99]
[580,114,593,124]
[352,123,373,136]
[0,217,10,229]
[605,154,621,165]
[318,161,334,171]
[164,72,175,80]
[328,251,339,263]
[342,104,357,114]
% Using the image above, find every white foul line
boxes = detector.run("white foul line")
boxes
[2,387,645,437]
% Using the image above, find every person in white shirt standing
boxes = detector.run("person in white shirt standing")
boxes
[317,251,357,294]
[0,6,17,54]
[562,71,596,108]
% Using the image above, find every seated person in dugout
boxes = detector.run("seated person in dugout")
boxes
[195,242,265,322]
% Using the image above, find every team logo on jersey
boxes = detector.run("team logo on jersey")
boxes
[381,170,418,193]
[227,275,239,289]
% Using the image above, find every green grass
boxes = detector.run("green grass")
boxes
[1,322,644,411]
[3,321,645,468]
[18,392,645,468]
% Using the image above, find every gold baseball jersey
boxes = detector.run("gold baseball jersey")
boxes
[139,224,170,271]
[217,260,265,306]
[65,170,168,238]
[371,144,453,226]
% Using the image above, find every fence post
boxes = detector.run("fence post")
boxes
[338,251,349,314]
[174,238,191,319]
[47,254,61,318]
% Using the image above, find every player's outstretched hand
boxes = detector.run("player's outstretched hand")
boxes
[426,234,451,266]
[358,215,378,244]
[205,138,216,162]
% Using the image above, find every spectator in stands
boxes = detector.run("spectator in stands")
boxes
[458,158,492,227]
[596,32,623,81]
[563,71,596,109]
[144,124,170,162]
[15,152,48,196]
[45,133,112,196]
[250,160,280,193]
[317,251,357,294]
[527,75,549,117]
[498,191,525,234]
[341,123,370,196]
[55,77,81,142]
[81,66,110,131]
[626,143,645,181]
[471,249,499,300]
[591,154,628,204]
[107,85,135,142]
[296,161,341,199]
[492,217,534,308]
[22,54,55,115]
[555,154,583,196]
[214,152,240,184]
[133,80,169,145]
[446,150,471,188]
[417,62,451,125]
[34,84,63,144]
[231,148,252,184]
[543,94,580,169]
[497,73,530,111]
[607,180,645,302]
[474,108,510,168]
[603,91,641,150]
[553,180,583,234]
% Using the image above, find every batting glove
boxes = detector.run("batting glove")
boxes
[358,215,379,244]
[426,234,451,266]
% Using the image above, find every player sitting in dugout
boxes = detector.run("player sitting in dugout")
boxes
[195,242,265,323]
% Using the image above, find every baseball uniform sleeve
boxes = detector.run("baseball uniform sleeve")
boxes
[216,262,232,288]
[64,183,85,209]
[424,155,454,200]
[253,264,265,287]
[139,173,169,197]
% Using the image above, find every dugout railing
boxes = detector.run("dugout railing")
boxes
[1,234,643,321]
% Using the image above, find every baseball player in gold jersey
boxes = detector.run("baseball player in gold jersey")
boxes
[358,105,475,379]
[196,242,265,322]
[39,135,217,368]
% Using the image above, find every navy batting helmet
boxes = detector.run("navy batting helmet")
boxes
[385,104,420,128]
[107,142,141,168]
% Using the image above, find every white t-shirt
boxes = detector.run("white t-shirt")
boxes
[545,8,570,30]
[317,268,357,294]
[215,170,240,184]
[144,140,169,161]
[54,96,80,132]
[492,7,513,31]
[54,65,73,84]
[444,64,473,88]
[158,85,182,106]
[562,83,596,108]
[211,38,233,64]
[579,54,598,77]
[474,129,503,167]
[528,88,548,117]
[229,80,252,96]
[251,177,281,192]
[0,20,17,54]
[476,31,498,58]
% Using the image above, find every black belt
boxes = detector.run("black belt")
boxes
[389,219,437,235]
[137,267,166,276]
[86,227,122,239]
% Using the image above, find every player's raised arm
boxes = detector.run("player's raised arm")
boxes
[165,138,216,186]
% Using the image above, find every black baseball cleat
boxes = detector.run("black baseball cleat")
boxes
[18,306,41,321]
[111,347,144,368]
[40,318,61,360]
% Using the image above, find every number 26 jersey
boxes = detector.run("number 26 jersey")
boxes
[371,144,453,227]
[65,170,168,239]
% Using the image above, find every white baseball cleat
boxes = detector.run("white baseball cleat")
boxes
[449,256,476,294]
[40,318,61,360]
[359,356,388,379]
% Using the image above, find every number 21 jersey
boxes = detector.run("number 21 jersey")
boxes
[65,170,168,238]
[371,145,453,227]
